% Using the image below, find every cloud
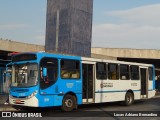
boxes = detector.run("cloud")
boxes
[0,24,28,30]
[92,23,160,49]
[34,35,45,45]
[42,7,46,12]
[92,4,160,49]
[35,35,45,40]
[105,4,160,26]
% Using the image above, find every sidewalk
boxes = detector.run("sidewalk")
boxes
[0,94,17,111]
[0,104,16,111]
[0,94,8,104]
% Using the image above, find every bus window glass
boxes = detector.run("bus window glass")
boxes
[12,53,37,62]
[120,64,130,80]
[108,63,119,80]
[130,65,139,80]
[61,60,80,79]
[40,58,58,90]
[149,67,153,80]
[11,63,38,87]
[96,62,107,80]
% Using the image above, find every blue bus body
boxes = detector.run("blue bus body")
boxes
[9,52,82,107]
[9,52,156,111]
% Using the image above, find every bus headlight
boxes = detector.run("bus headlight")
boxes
[27,91,38,99]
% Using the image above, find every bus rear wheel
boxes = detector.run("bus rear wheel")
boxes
[62,94,76,112]
[124,92,134,106]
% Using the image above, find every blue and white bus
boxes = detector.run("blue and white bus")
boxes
[0,60,11,94]
[9,52,156,111]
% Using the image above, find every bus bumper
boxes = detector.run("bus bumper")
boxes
[9,95,38,107]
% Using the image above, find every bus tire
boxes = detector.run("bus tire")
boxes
[12,105,22,110]
[124,92,134,106]
[62,94,76,112]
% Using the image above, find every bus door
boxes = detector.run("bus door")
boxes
[40,57,58,95]
[82,63,94,103]
[140,67,148,98]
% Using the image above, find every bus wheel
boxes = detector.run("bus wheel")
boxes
[12,105,22,110]
[62,94,76,112]
[124,92,134,106]
[12,105,28,110]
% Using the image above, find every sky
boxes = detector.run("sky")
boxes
[0,0,160,49]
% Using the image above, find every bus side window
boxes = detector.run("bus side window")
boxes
[96,62,107,80]
[40,57,58,90]
[130,65,139,80]
[148,67,153,80]
[61,59,80,79]
[120,64,130,80]
[108,63,119,80]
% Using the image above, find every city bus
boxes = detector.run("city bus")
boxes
[8,52,156,111]
[0,60,11,94]
[0,52,18,94]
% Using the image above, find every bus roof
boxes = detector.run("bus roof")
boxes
[12,52,153,67]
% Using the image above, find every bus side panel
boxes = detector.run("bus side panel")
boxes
[95,91,141,103]
[148,91,156,98]
[153,66,156,91]
[95,92,125,103]
[134,91,141,100]
[76,93,82,105]
[95,79,141,103]
[38,95,63,107]
[148,80,156,98]
[95,80,120,103]
[38,93,82,107]
[148,66,156,98]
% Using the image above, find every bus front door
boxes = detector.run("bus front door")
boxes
[140,68,148,98]
[82,63,94,103]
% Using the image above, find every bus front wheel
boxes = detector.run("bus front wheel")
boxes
[62,94,76,112]
[124,92,134,106]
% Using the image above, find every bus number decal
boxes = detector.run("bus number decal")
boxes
[44,98,50,102]
[131,83,137,86]
[66,83,74,88]
[100,83,113,88]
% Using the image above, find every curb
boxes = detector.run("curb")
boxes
[0,105,17,111]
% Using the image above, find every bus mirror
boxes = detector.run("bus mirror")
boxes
[6,69,11,73]
[6,72,11,77]
[4,70,11,77]
[43,68,47,77]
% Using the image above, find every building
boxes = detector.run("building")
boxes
[45,0,93,57]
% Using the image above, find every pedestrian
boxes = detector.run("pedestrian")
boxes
[4,71,11,105]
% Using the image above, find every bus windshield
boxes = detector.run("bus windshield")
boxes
[11,63,38,87]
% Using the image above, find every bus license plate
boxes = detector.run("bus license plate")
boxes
[15,100,21,104]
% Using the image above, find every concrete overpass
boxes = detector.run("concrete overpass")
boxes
[1,39,160,62]
[0,39,116,60]
[91,48,160,59]
[0,38,44,52]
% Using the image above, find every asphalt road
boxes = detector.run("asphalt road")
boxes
[1,97,160,120]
